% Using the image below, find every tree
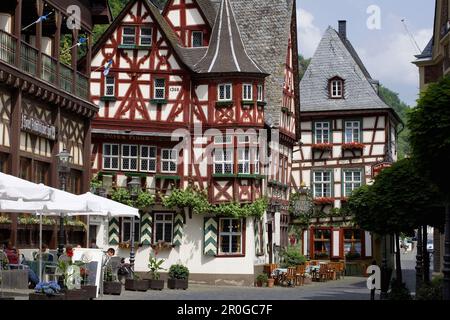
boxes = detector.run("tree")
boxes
[347,159,443,282]
[298,55,311,81]
[408,75,450,300]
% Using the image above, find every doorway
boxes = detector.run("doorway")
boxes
[267,222,273,264]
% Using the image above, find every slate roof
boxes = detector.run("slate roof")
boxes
[194,0,265,74]
[196,0,218,27]
[300,27,396,114]
[415,38,433,59]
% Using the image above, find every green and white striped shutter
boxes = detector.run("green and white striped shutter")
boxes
[204,217,218,256]
[108,218,120,245]
[173,213,184,246]
[140,213,153,245]
[254,218,262,255]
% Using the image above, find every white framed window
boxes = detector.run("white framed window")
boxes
[122,26,136,45]
[242,84,253,101]
[192,31,203,47]
[104,75,115,97]
[103,144,119,170]
[345,121,361,143]
[140,27,152,45]
[315,122,331,144]
[218,83,232,101]
[313,171,332,198]
[344,170,362,197]
[121,145,138,171]
[237,135,251,144]
[214,149,233,174]
[154,213,173,243]
[238,148,250,174]
[214,135,232,145]
[140,146,156,173]
[331,79,343,98]
[121,218,140,243]
[257,84,264,102]
[219,218,243,255]
[254,149,260,174]
[154,78,166,100]
[161,149,177,173]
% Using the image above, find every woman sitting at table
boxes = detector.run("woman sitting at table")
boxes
[3,241,40,288]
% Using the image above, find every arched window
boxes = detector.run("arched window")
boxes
[329,77,344,99]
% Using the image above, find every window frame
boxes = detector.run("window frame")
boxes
[343,169,363,197]
[218,83,233,101]
[121,218,141,243]
[154,213,174,244]
[214,149,234,174]
[218,218,244,255]
[122,26,136,45]
[254,149,260,175]
[103,143,120,170]
[312,227,332,259]
[344,120,362,143]
[313,121,331,144]
[121,144,139,172]
[329,77,344,98]
[257,84,264,102]
[104,75,115,97]
[343,228,363,256]
[238,148,250,174]
[140,145,157,173]
[242,83,253,101]
[139,27,152,46]
[312,170,333,198]
[153,78,166,100]
[161,148,178,174]
[191,30,203,47]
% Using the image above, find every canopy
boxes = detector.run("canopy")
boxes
[0,172,52,201]
[75,192,139,218]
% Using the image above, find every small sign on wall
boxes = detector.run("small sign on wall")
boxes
[371,162,392,178]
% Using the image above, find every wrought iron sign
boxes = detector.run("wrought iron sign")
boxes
[21,114,56,141]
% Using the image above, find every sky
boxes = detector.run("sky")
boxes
[296,0,435,106]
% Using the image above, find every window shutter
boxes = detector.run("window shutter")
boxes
[108,218,120,245]
[204,217,218,256]
[332,229,341,258]
[254,218,263,255]
[173,213,184,246]
[365,231,373,257]
[140,213,153,245]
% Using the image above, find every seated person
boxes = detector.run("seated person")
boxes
[33,244,54,262]
[4,241,40,288]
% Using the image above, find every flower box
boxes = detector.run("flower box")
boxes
[29,293,65,300]
[342,143,365,151]
[148,279,165,290]
[314,198,334,205]
[64,289,89,300]
[103,281,122,295]
[125,279,149,292]
[168,279,188,290]
[312,143,333,152]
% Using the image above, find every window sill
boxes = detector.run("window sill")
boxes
[213,173,236,179]
[118,44,152,50]
[237,174,265,180]
[150,99,168,105]
[241,100,254,106]
[100,96,117,102]
[97,171,118,178]
[216,101,233,107]
[155,174,180,180]
[257,101,267,107]
[125,172,147,178]
[215,254,245,258]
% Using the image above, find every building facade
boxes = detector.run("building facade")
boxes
[413,0,450,274]
[89,0,299,284]
[291,22,401,270]
[0,0,110,248]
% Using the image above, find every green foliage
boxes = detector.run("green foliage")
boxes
[111,188,133,207]
[111,188,154,210]
[135,191,156,211]
[298,55,311,81]
[0,216,12,224]
[148,255,165,280]
[415,276,443,300]
[347,159,444,235]
[388,280,412,300]
[279,246,307,268]
[210,198,268,219]
[168,264,190,280]
[409,75,450,196]
[18,216,56,226]
[256,273,269,284]
[90,177,103,192]
[60,35,72,66]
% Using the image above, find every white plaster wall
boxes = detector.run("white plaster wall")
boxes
[196,85,209,101]
[333,132,342,144]
[168,10,181,27]
[274,212,281,246]
[186,8,204,26]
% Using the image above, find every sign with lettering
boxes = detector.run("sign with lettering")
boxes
[21,114,56,140]
[372,162,392,178]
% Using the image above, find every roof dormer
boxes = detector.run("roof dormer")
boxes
[329,76,345,99]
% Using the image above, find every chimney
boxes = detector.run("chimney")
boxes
[338,20,347,39]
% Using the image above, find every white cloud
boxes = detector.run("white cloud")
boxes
[357,28,433,87]
[297,8,322,58]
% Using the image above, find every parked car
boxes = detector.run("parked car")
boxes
[427,239,433,252]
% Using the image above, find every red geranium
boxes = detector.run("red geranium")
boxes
[311,143,333,151]
[342,142,365,151]
[314,197,335,205]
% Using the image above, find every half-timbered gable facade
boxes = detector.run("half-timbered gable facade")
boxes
[0,0,111,248]
[292,21,401,266]
[89,0,299,284]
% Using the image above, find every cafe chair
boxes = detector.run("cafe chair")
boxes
[295,265,306,286]
[283,267,297,287]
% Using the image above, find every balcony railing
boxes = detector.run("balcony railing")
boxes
[41,53,57,85]
[76,71,89,100]
[60,63,74,94]
[0,30,16,65]
[20,41,38,76]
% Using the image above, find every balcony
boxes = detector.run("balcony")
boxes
[0,29,89,101]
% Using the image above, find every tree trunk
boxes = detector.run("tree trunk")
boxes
[422,225,430,284]
[395,233,402,283]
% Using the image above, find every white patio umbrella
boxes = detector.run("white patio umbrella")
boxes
[0,172,52,201]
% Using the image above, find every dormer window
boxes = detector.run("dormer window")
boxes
[329,77,344,99]
[122,26,136,45]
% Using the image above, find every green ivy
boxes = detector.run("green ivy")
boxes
[111,188,133,207]
[111,188,155,211]
[135,191,156,211]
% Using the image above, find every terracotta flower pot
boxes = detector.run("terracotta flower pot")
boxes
[267,279,275,288]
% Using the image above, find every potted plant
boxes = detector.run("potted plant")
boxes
[148,254,165,290]
[267,277,275,288]
[167,264,189,290]
[256,273,268,287]
[103,265,122,295]
[125,273,149,292]
[29,281,65,300]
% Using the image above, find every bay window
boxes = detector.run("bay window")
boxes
[257,84,264,102]
[242,84,252,101]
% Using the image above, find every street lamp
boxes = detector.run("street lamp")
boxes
[57,148,72,257]
[127,176,141,271]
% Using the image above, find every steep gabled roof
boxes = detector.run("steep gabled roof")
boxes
[194,0,265,74]
[195,0,218,27]
[300,27,397,115]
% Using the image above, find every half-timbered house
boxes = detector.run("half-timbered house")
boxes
[0,0,111,248]
[89,0,299,284]
[291,21,401,272]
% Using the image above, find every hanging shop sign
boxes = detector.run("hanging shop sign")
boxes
[21,114,56,140]
[371,162,392,178]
